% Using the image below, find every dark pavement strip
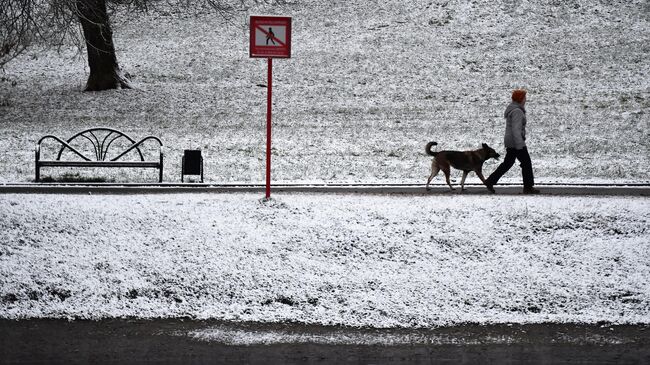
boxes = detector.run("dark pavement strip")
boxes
[0,183,649,196]
[1,319,649,364]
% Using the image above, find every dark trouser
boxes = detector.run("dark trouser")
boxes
[486,147,535,188]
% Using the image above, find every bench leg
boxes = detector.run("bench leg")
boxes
[159,153,164,183]
[35,149,40,182]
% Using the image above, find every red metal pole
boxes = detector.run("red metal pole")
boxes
[266,58,273,199]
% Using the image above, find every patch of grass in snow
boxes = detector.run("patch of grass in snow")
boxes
[39,172,109,183]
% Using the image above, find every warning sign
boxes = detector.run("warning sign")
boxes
[250,16,292,58]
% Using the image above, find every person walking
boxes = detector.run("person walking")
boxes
[485,89,540,194]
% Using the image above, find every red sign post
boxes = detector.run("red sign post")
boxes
[250,16,292,199]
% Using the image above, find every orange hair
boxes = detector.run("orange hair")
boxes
[511,89,527,103]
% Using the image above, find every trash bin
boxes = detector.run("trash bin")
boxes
[182,149,203,182]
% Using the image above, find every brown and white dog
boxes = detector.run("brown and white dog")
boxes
[425,142,500,191]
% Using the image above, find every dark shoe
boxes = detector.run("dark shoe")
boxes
[523,187,540,194]
[485,182,495,193]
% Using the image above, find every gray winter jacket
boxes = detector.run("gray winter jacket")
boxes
[503,102,526,149]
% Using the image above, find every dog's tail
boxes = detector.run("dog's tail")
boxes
[425,141,438,156]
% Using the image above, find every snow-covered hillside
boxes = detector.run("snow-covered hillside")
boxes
[0,0,648,184]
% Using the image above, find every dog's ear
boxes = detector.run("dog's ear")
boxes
[482,143,488,149]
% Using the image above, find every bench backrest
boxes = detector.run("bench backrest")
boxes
[37,128,163,162]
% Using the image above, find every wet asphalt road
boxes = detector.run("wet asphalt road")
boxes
[1,320,649,365]
[0,183,649,196]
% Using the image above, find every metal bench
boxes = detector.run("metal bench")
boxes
[35,127,164,182]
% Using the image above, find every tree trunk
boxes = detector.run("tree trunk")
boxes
[77,0,131,91]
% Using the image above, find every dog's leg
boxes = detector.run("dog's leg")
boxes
[476,168,496,193]
[426,161,440,190]
[442,167,454,190]
[460,171,469,191]
[475,169,488,185]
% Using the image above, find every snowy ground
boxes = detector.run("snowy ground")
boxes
[0,0,648,184]
[1,193,648,327]
[0,0,649,334]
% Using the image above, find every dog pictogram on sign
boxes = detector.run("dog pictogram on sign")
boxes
[250,16,292,58]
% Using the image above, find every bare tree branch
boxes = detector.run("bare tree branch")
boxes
[0,0,240,68]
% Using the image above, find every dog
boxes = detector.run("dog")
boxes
[425,141,500,191]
